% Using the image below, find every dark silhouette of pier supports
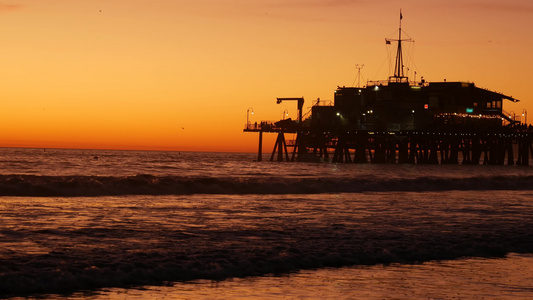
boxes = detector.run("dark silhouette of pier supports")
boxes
[354,132,369,163]
[333,134,351,163]
[371,135,386,163]
[291,132,308,162]
[506,139,515,166]
[270,132,290,162]
[517,134,532,166]
[439,138,459,164]
[306,133,330,162]
[257,131,263,162]
[397,138,409,164]
[258,128,532,166]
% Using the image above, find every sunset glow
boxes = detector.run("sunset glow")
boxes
[1,0,532,152]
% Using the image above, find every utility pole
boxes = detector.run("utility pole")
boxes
[356,64,364,88]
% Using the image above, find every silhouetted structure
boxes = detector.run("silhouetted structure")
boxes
[244,13,532,165]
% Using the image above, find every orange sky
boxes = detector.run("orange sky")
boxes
[0,0,532,153]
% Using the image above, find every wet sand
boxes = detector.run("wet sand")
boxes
[55,253,533,299]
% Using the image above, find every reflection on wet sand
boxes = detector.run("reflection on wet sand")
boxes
[74,253,533,300]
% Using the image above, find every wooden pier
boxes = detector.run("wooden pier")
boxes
[244,14,532,166]
[245,124,533,166]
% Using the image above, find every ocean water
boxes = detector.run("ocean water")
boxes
[0,148,532,299]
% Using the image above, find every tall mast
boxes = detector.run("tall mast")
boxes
[386,10,412,83]
[394,11,404,79]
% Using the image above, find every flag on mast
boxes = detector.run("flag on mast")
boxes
[400,11,403,20]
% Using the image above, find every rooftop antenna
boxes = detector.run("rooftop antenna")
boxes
[356,64,364,88]
[386,10,413,83]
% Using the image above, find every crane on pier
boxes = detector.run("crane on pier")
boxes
[276,97,304,123]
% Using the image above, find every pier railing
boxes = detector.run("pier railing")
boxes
[244,121,277,131]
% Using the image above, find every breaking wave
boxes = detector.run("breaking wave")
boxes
[1,205,532,297]
[1,174,533,197]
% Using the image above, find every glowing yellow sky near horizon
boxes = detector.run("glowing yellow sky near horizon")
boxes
[0,0,532,152]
